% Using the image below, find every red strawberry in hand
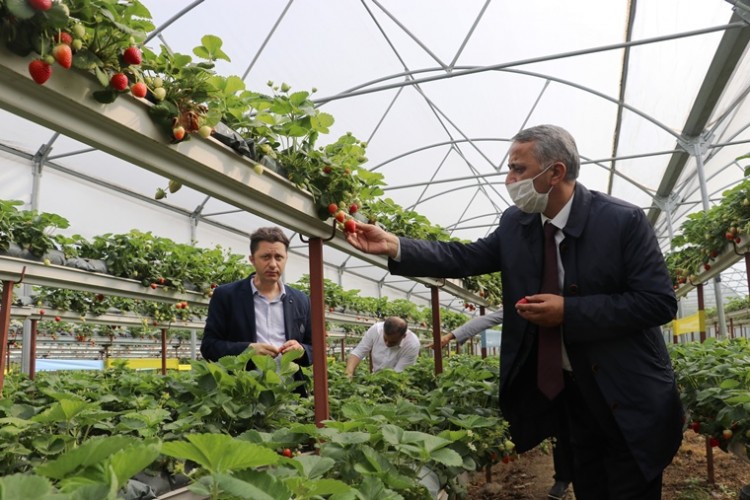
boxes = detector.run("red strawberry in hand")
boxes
[110,73,128,91]
[516,297,529,306]
[52,44,72,69]
[123,46,142,65]
[27,0,52,11]
[28,60,52,84]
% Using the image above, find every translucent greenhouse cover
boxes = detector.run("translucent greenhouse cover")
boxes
[1,0,749,313]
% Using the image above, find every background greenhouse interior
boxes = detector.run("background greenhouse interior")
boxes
[0,0,749,360]
[3,0,750,499]
[0,0,748,352]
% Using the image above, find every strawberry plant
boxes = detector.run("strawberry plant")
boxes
[3,203,70,257]
[669,338,750,455]
[141,35,230,143]
[667,177,750,285]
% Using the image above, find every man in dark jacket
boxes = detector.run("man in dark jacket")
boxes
[345,125,683,499]
[200,227,312,390]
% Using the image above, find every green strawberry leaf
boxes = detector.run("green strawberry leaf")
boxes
[6,0,35,20]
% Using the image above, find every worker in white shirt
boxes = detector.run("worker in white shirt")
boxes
[345,316,420,378]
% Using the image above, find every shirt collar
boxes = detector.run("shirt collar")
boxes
[541,191,575,230]
[250,275,286,298]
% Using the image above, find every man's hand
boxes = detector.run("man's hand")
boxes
[249,343,280,357]
[279,339,304,354]
[427,333,455,349]
[515,294,564,327]
[344,221,399,259]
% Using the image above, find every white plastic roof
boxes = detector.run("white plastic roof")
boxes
[1,0,750,312]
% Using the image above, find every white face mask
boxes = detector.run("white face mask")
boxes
[506,163,555,213]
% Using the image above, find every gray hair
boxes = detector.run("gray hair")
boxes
[512,124,580,180]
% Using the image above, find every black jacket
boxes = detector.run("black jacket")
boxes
[200,274,313,368]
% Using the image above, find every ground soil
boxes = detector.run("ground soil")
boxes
[467,431,750,499]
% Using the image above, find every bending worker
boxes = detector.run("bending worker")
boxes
[345,316,420,379]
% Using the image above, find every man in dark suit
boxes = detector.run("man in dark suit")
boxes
[346,125,683,499]
[200,226,312,391]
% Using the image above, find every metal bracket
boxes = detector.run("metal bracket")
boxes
[299,219,337,243]
[3,265,27,285]
[677,136,710,158]
[652,191,681,213]
[726,0,750,24]
[732,238,748,256]
[426,278,446,289]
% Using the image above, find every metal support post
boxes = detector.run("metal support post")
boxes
[680,136,727,338]
[430,286,443,375]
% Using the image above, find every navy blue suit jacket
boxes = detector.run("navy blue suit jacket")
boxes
[200,274,313,368]
[390,183,683,481]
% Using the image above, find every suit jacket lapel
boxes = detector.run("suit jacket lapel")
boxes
[241,275,257,342]
[282,286,293,341]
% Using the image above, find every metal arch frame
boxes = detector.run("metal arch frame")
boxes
[356,62,690,224]
[313,22,744,106]
[394,152,659,221]
[648,13,750,226]
[145,3,745,273]
[361,0,506,236]
[308,14,746,248]
[7,3,748,307]
[2,142,471,316]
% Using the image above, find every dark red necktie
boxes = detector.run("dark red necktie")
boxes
[537,221,563,400]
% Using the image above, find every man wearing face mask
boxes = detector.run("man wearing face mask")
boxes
[344,124,682,499]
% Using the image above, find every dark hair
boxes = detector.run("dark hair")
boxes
[250,227,290,255]
[512,124,580,181]
[383,316,408,337]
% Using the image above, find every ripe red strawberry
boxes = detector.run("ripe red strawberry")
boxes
[516,297,529,306]
[344,218,357,233]
[335,210,346,223]
[327,203,338,215]
[52,44,72,69]
[110,73,128,91]
[28,59,51,84]
[281,448,293,458]
[27,0,52,11]
[54,32,73,45]
[131,81,147,98]
[122,46,142,65]
[349,203,359,214]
